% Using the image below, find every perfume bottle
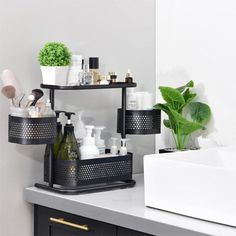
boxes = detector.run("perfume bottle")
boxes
[109,72,117,84]
[89,57,100,84]
[81,64,94,85]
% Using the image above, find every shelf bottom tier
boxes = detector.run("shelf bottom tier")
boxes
[35,180,136,195]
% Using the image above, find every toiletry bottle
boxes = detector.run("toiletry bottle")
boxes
[99,75,109,85]
[78,59,84,84]
[68,55,83,86]
[120,138,128,155]
[54,110,64,157]
[81,64,94,85]
[57,112,80,160]
[44,110,64,161]
[109,72,117,84]
[43,99,56,117]
[94,126,105,155]
[74,111,86,148]
[89,57,100,84]
[125,69,133,83]
[126,88,137,110]
[80,125,99,160]
[110,137,118,155]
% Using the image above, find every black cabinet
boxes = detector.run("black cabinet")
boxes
[34,205,153,236]
[117,227,151,236]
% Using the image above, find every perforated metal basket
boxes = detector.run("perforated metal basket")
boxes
[44,154,133,187]
[8,115,57,145]
[117,109,161,135]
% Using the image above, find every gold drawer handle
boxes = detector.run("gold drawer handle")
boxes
[49,217,89,231]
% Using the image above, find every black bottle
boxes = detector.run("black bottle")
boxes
[44,110,64,161]
[57,112,80,160]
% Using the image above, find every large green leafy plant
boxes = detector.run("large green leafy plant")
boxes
[154,81,211,150]
[38,42,71,66]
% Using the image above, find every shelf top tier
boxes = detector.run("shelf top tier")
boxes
[40,82,137,90]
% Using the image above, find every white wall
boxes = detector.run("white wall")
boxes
[0,0,155,235]
[156,0,236,149]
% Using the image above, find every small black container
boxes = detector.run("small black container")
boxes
[8,115,57,145]
[44,153,133,187]
[117,109,161,135]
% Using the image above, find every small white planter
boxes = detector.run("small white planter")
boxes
[40,66,69,86]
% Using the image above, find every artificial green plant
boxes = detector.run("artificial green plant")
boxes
[154,80,211,150]
[38,42,71,66]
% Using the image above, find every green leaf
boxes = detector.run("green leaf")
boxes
[177,80,194,93]
[159,87,185,111]
[188,102,211,124]
[163,119,177,131]
[183,88,196,104]
[153,103,170,114]
[168,108,204,135]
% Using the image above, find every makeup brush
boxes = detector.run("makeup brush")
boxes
[25,94,35,108]
[18,94,25,108]
[1,85,16,106]
[31,89,44,106]
[1,69,23,98]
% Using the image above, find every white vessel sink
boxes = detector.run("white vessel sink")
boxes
[144,147,236,226]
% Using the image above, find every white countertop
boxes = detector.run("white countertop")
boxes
[24,174,236,236]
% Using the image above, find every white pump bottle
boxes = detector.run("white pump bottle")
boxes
[80,125,99,160]
[94,126,105,155]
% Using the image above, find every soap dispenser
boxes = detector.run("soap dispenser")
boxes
[54,110,64,158]
[94,126,105,155]
[80,125,99,160]
[57,112,80,160]
[110,137,118,155]
[74,111,86,148]
[120,138,128,155]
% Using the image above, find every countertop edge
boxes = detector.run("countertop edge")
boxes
[24,174,236,236]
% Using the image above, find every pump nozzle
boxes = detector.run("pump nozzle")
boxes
[65,112,75,125]
[55,110,65,121]
[85,125,94,137]
[94,126,105,139]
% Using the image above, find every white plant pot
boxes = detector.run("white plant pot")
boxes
[40,66,69,86]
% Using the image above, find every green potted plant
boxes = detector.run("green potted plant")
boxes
[38,42,72,86]
[154,80,211,151]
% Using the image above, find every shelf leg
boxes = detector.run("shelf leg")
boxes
[48,144,54,188]
[121,88,126,139]
[49,89,55,110]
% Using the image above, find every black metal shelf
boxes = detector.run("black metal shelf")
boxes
[34,81,137,194]
[40,82,137,90]
[35,180,136,195]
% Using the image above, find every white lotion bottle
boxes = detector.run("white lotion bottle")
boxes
[120,138,128,155]
[94,126,105,155]
[74,111,86,147]
[80,125,99,160]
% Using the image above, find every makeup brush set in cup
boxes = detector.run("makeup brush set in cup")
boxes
[1,69,54,118]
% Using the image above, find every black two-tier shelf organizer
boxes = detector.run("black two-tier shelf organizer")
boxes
[8,82,161,194]
[37,83,138,194]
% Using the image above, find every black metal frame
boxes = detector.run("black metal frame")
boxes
[35,83,137,194]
